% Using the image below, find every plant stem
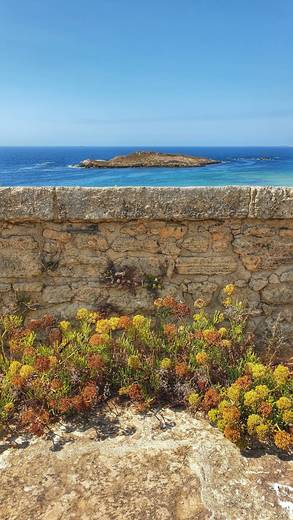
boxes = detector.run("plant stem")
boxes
[0,330,8,365]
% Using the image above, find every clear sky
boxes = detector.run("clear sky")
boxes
[0,0,292,146]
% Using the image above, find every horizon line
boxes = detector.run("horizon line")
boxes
[0,144,291,148]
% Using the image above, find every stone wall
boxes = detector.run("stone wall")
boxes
[0,187,293,358]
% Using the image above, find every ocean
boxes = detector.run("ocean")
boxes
[0,146,292,187]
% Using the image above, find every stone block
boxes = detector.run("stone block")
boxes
[209,224,233,252]
[73,234,108,252]
[106,287,154,313]
[13,282,43,293]
[72,284,108,305]
[0,187,54,221]
[54,187,252,221]
[249,187,293,218]
[43,228,71,242]
[280,269,293,282]
[57,254,109,278]
[233,232,293,271]
[249,277,268,292]
[0,236,41,277]
[261,283,293,305]
[111,236,159,253]
[158,224,187,240]
[181,234,210,253]
[42,285,73,304]
[186,282,218,304]
[0,283,11,292]
[176,256,238,275]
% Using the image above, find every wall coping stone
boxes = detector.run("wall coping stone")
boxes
[0,186,292,222]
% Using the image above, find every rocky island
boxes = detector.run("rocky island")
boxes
[76,151,220,168]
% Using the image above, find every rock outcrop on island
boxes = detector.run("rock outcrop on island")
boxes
[77,151,220,168]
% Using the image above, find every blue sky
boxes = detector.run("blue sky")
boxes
[0,0,292,145]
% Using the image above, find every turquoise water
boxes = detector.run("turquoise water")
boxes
[0,146,292,187]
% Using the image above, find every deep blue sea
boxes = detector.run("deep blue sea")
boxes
[0,146,292,187]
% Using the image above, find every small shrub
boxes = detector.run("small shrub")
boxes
[100,262,141,293]
[143,274,163,296]
[0,284,292,452]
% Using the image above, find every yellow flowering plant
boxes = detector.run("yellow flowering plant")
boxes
[160,357,172,370]
[0,288,291,453]
[223,284,235,296]
[187,392,200,407]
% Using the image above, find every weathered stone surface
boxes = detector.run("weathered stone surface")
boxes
[111,236,159,253]
[269,274,280,284]
[0,236,41,277]
[0,187,54,221]
[249,274,269,292]
[280,269,293,282]
[57,254,108,278]
[235,286,261,309]
[256,313,293,361]
[176,256,238,275]
[211,226,233,252]
[43,228,71,242]
[106,287,154,313]
[157,224,187,240]
[181,233,210,253]
[249,187,293,219]
[0,408,292,520]
[261,283,293,305]
[72,233,108,252]
[72,283,108,305]
[0,187,293,222]
[185,281,218,305]
[55,187,252,221]
[233,231,293,271]
[121,221,147,236]
[0,283,11,292]
[1,223,38,237]
[42,285,73,304]
[13,282,43,293]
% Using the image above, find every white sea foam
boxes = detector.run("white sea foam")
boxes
[20,161,54,170]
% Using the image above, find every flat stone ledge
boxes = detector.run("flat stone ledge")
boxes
[0,187,55,221]
[249,187,293,219]
[0,186,292,222]
[55,186,252,221]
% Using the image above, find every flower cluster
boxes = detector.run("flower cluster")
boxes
[0,285,291,452]
[208,364,292,449]
[154,296,190,318]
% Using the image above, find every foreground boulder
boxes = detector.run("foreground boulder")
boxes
[77,151,220,168]
[0,407,292,520]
